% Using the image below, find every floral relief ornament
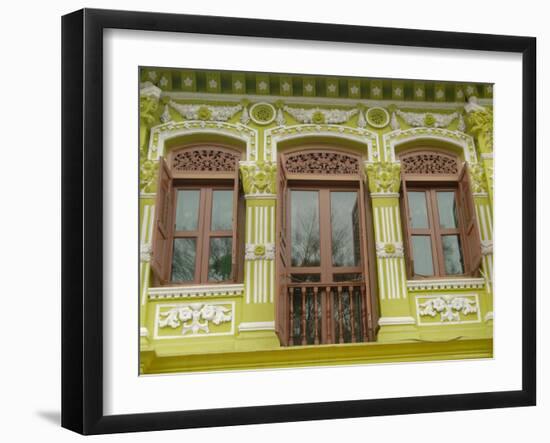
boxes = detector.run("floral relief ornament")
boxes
[283,105,358,124]
[365,162,401,193]
[396,110,459,128]
[239,161,277,195]
[418,296,478,322]
[158,303,232,335]
[245,243,276,260]
[376,242,404,258]
[168,100,242,121]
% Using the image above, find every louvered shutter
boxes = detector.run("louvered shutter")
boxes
[150,158,173,284]
[458,163,482,275]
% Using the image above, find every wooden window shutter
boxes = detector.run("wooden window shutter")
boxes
[358,171,379,340]
[400,178,414,278]
[231,161,240,281]
[275,160,290,346]
[458,163,482,275]
[150,158,173,284]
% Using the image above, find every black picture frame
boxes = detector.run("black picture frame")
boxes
[61,8,536,435]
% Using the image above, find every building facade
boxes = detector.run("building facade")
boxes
[139,68,494,374]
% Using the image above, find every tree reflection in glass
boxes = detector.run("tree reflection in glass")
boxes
[291,191,321,267]
[330,191,360,267]
[171,238,196,281]
[208,237,232,282]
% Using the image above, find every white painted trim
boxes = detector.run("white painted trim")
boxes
[378,316,416,326]
[140,327,149,337]
[161,90,493,109]
[473,192,489,198]
[370,192,400,198]
[238,321,276,332]
[485,312,494,322]
[140,192,156,199]
[407,277,485,292]
[244,193,277,200]
[148,284,244,300]
[481,153,494,159]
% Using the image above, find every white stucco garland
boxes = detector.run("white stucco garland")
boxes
[264,124,379,162]
[383,127,477,163]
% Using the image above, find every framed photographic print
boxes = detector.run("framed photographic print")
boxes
[61,8,536,435]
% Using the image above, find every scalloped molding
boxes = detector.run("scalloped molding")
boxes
[383,127,477,163]
[147,120,258,161]
[407,278,485,292]
[148,284,244,300]
[265,124,378,162]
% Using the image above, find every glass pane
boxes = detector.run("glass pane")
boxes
[171,238,196,282]
[333,273,362,282]
[437,191,459,229]
[211,190,234,231]
[408,192,429,229]
[208,237,233,282]
[290,274,321,283]
[442,235,465,275]
[411,235,434,276]
[291,191,321,267]
[330,191,361,267]
[175,190,200,231]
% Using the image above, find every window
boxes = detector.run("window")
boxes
[275,147,379,346]
[150,145,244,285]
[399,149,482,279]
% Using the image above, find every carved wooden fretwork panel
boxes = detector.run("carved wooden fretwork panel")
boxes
[400,152,459,175]
[172,148,239,173]
[284,151,359,175]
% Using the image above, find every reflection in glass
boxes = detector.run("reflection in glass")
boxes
[211,190,233,231]
[330,192,361,267]
[290,274,321,283]
[208,237,232,281]
[291,191,320,267]
[408,192,429,228]
[333,273,362,282]
[171,238,196,281]
[412,235,434,276]
[437,191,459,228]
[442,235,464,275]
[175,190,200,231]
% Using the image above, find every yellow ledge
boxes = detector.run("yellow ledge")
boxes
[141,338,493,375]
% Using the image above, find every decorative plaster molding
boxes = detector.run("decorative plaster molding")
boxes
[378,316,416,326]
[481,153,493,159]
[366,107,390,128]
[265,124,377,162]
[160,104,172,123]
[244,193,277,200]
[469,163,488,194]
[481,240,493,256]
[383,127,477,164]
[140,81,162,100]
[484,312,494,322]
[245,243,275,260]
[140,327,149,337]
[370,192,400,199]
[376,242,404,258]
[364,161,401,194]
[238,321,276,332]
[239,161,277,195]
[158,302,233,336]
[148,284,244,300]
[283,105,358,124]
[250,102,276,125]
[168,100,242,122]
[140,243,152,262]
[396,110,459,128]
[417,295,479,323]
[148,120,257,161]
[407,278,485,292]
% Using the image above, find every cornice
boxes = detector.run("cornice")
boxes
[148,284,244,300]
[407,278,486,292]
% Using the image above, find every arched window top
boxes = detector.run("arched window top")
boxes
[399,149,460,177]
[169,144,242,177]
[282,148,360,176]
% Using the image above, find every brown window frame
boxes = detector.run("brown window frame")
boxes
[150,144,245,286]
[399,148,482,279]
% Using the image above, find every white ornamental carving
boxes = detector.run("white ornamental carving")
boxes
[418,296,478,322]
[245,243,275,260]
[158,303,232,335]
[481,240,493,255]
[283,106,358,124]
[396,110,459,128]
[375,242,404,258]
[140,243,152,262]
[168,101,242,121]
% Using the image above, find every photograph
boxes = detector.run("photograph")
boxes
[138,67,495,375]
